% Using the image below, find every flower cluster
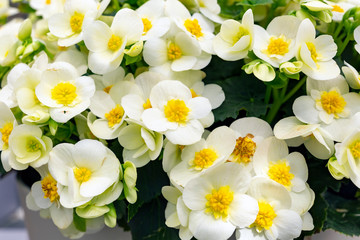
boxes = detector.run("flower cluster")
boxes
[1,0,360,239]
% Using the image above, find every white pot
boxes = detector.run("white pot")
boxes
[16,180,132,240]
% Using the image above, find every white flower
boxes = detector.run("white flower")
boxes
[165,0,215,54]
[26,166,73,229]
[88,81,140,139]
[91,67,127,92]
[170,126,236,188]
[228,117,273,169]
[143,31,211,72]
[293,76,360,127]
[253,15,301,68]
[342,61,360,89]
[48,139,121,208]
[162,140,184,174]
[325,0,355,22]
[48,0,109,46]
[136,0,170,41]
[194,0,225,24]
[253,137,308,192]
[141,80,212,145]
[0,0,18,18]
[54,48,88,75]
[35,62,95,123]
[30,0,64,19]
[0,19,22,66]
[295,18,339,80]
[237,177,303,240]
[182,162,259,240]
[83,8,143,74]
[274,116,335,159]
[118,119,163,168]
[213,9,254,61]
[7,124,52,170]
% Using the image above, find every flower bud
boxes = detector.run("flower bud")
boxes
[280,61,303,75]
[18,19,32,41]
[327,157,349,180]
[124,41,143,57]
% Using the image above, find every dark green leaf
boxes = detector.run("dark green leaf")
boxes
[128,200,144,221]
[73,211,86,232]
[264,73,289,89]
[203,56,243,84]
[236,0,273,6]
[218,0,244,19]
[125,54,142,65]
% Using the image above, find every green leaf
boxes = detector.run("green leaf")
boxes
[125,54,142,65]
[218,0,243,19]
[264,72,289,89]
[211,74,268,121]
[128,197,180,240]
[324,191,360,236]
[236,0,273,6]
[73,211,86,232]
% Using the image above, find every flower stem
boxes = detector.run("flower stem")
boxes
[282,76,306,104]
[337,34,352,57]
[265,88,282,124]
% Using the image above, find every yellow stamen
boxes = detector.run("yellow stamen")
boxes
[105,104,124,128]
[306,42,318,63]
[205,186,234,219]
[167,43,182,61]
[45,0,51,4]
[184,19,203,38]
[103,85,113,94]
[320,90,346,117]
[70,12,84,33]
[143,98,152,109]
[142,18,152,34]
[108,35,122,51]
[232,26,249,45]
[73,167,91,183]
[191,148,218,170]
[230,134,256,164]
[351,141,360,159]
[27,139,41,152]
[51,82,77,106]
[41,175,59,202]
[0,122,13,148]
[264,35,290,56]
[251,201,277,231]
[268,160,294,187]
[332,5,344,12]
[190,89,198,98]
[164,99,189,124]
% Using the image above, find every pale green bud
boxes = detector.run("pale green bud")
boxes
[253,62,276,82]
[124,41,143,57]
[16,45,25,57]
[327,157,349,180]
[280,61,303,75]
[22,41,41,58]
[76,205,110,219]
[124,184,137,204]
[104,205,117,228]
[313,10,332,23]
[18,19,32,41]
[302,1,332,11]
[49,119,58,135]
[124,161,137,188]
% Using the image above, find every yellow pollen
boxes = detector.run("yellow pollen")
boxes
[105,104,124,128]
[103,85,113,93]
[58,46,68,51]
[143,98,152,109]
[45,0,51,4]
[191,148,218,170]
[164,99,189,124]
[265,36,290,56]
[205,186,234,219]
[232,26,249,44]
[4,50,9,58]
[108,35,122,51]
[351,141,360,159]
[306,42,318,63]
[74,167,92,183]
[51,82,77,106]
[190,89,198,98]
[27,139,41,152]
[142,18,152,34]
[167,43,182,61]
[332,5,344,12]
[230,134,256,164]
[41,175,59,202]
[184,18,203,38]
[320,90,346,116]
[251,201,277,231]
[268,160,294,187]
[0,122,13,148]
[70,12,84,33]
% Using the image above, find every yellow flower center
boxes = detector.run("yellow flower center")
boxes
[74,167,92,183]
[103,85,113,94]
[0,122,13,148]
[332,5,344,12]
[70,12,84,33]
[108,35,122,51]
[251,201,277,231]
[205,186,234,219]
[143,98,152,109]
[232,26,249,44]
[306,42,318,63]
[105,104,124,128]
[190,89,198,98]
[164,99,189,123]
[27,139,41,152]
[142,18,152,34]
[184,18,203,38]
[51,82,77,106]
[265,36,290,56]
[41,175,59,202]
[351,141,360,159]
[268,160,294,187]
[320,90,346,116]
[230,134,256,164]
[191,148,218,170]
[45,0,51,4]
[167,43,182,61]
